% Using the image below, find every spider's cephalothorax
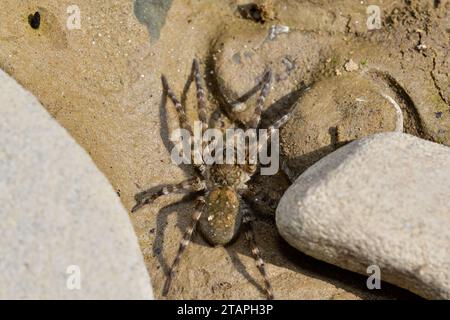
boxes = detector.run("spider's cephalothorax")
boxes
[132,59,293,300]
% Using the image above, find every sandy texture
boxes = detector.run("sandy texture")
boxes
[280,73,398,179]
[1,0,447,299]
[0,70,153,299]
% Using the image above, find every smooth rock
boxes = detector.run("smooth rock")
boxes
[276,132,450,299]
[0,70,153,299]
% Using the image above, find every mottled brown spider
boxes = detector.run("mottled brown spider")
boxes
[132,58,292,300]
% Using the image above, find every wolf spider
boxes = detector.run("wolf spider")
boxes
[132,59,293,300]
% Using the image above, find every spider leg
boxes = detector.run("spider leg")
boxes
[162,75,193,133]
[242,71,272,163]
[257,111,292,153]
[193,59,208,132]
[242,206,274,300]
[241,190,278,219]
[131,177,205,213]
[163,195,206,296]
[210,108,226,129]
[194,59,219,162]
[161,74,206,176]
[242,163,258,177]
[248,70,272,129]
[267,112,291,133]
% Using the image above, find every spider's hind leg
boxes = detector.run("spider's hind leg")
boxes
[132,177,205,213]
[242,206,275,300]
[163,195,206,296]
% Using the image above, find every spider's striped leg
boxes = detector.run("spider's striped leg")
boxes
[162,75,193,133]
[163,195,206,296]
[242,207,274,300]
[131,177,205,213]
[243,128,259,170]
[193,59,215,168]
[243,71,272,164]
[268,112,291,133]
[210,108,226,129]
[193,59,208,132]
[161,74,206,175]
[257,112,292,153]
[248,70,272,129]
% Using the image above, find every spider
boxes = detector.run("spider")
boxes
[132,58,293,300]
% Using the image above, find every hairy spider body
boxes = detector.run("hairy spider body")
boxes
[201,186,242,246]
[133,59,293,300]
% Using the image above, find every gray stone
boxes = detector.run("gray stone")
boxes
[0,70,153,299]
[134,0,173,40]
[276,132,450,299]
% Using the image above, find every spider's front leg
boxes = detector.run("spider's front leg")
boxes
[131,176,206,213]
[162,72,208,176]
[161,75,192,133]
[256,108,294,155]
[248,70,273,129]
[242,204,275,300]
[193,59,208,131]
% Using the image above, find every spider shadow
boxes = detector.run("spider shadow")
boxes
[225,248,266,294]
[260,84,309,128]
[204,50,309,130]
[203,51,265,127]
[151,191,203,275]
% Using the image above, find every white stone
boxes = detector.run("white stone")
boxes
[344,59,359,72]
[0,70,153,299]
[276,132,450,299]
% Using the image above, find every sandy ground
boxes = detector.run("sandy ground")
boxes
[1,0,448,299]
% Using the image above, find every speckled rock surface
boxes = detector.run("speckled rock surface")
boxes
[0,70,153,299]
[277,132,450,299]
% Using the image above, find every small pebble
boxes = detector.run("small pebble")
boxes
[268,24,290,41]
[344,59,359,72]
[28,12,41,30]
[416,43,427,51]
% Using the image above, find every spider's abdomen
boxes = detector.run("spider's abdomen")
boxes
[199,187,242,246]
